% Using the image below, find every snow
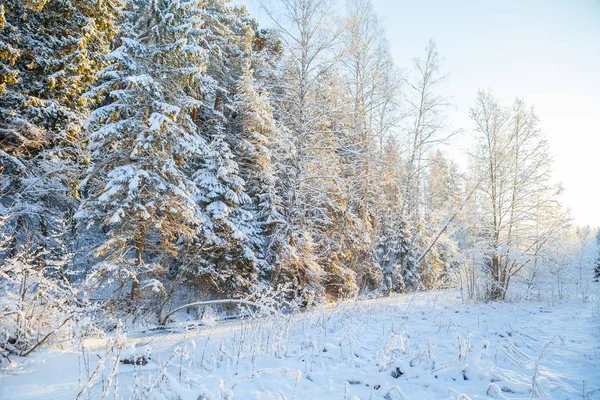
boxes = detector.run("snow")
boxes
[1,290,598,399]
[148,112,171,132]
[207,201,229,220]
[126,74,155,87]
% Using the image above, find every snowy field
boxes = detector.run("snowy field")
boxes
[1,290,599,400]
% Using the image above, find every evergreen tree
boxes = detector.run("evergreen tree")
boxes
[0,0,119,353]
[78,0,207,300]
[376,137,417,293]
[311,72,361,297]
[250,28,284,96]
[233,66,284,266]
[419,150,463,288]
[180,2,266,297]
[256,0,338,301]
[190,129,260,296]
[195,0,255,122]
[0,0,120,145]
[0,0,120,265]
[378,210,416,293]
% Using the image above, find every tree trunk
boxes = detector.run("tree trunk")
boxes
[130,223,146,300]
[490,254,503,301]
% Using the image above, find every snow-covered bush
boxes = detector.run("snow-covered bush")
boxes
[0,238,78,357]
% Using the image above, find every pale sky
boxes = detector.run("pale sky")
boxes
[236,0,600,227]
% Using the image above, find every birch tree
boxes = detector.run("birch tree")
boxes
[470,90,563,300]
[401,40,449,226]
[257,0,340,298]
[338,0,400,291]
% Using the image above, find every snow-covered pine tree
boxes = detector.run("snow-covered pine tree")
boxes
[376,137,418,293]
[338,0,387,277]
[331,0,407,295]
[191,129,261,296]
[419,150,463,288]
[0,0,120,266]
[78,0,207,301]
[265,120,327,301]
[0,0,120,141]
[233,66,284,270]
[250,28,284,98]
[0,4,18,97]
[197,0,255,120]
[308,71,360,297]
[377,209,417,293]
[172,2,266,297]
[255,0,343,301]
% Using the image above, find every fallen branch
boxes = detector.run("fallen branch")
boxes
[21,315,74,357]
[160,299,265,326]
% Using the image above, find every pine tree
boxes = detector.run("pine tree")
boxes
[0,0,120,266]
[376,137,417,293]
[378,210,416,293]
[78,0,207,301]
[250,28,284,96]
[196,0,255,121]
[177,2,268,297]
[419,150,463,288]
[191,130,260,296]
[0,4,18,97]
[0,0,120,145]
[310,72,361,297]
[233,66,284,266]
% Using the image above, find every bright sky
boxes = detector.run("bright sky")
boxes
[236,0,600,227]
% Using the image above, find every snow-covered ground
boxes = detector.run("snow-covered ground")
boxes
[1,290,599,400]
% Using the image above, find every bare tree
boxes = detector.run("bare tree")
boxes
[400,40,451,227]
[470,90,563,300]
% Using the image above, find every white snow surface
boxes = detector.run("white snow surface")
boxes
[1,290,599,399]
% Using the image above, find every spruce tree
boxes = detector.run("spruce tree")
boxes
[0,0,120,355]
[378,210,416,293]
[78,0,207,300]
[191,129,260,296]
[310,73,360,297]
[233,67,284,266]
[192,0,255,128]
[184,2,271,297]
[376,138,416,293]
[0,0,120,264]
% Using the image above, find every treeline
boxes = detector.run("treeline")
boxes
[0,0,587,340]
